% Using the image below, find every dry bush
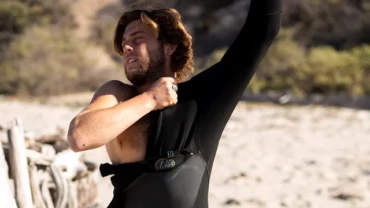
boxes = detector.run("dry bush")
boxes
[0,25,122,96]
[90,2,124,63]
[204,30,370,96]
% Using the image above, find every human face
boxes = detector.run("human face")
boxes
[121,20,164,87]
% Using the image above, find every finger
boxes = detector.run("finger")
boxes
[170,91,178,104]
[164,81,177,93]
[162,77,177,84]
[169,97,178,106]
[170,90,178,99]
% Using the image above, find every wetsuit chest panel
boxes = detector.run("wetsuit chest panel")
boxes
[147,100,198,157]
[118,155,206,208]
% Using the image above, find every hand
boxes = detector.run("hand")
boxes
[146,77,178,110]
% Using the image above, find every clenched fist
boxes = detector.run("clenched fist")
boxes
[146,77,178,110]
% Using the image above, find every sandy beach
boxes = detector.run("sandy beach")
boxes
[1,95,370,208]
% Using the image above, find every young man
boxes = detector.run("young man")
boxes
[67,0,282,207]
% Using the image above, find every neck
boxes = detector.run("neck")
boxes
[136,83,152,94]
[136,61,175,94]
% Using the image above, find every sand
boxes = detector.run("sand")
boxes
[1,95,369,208]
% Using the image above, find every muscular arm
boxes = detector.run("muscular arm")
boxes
[67,80,155,152]
[186,0,282,164]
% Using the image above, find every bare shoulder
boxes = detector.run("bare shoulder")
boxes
[80,80,136,114]
[91,80,135,101]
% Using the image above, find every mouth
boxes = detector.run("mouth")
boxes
[126,57,137,65]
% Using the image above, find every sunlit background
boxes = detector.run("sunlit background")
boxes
[1,0,370,208]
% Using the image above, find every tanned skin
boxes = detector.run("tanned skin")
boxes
[67,20,179,164]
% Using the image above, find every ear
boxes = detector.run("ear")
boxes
[164,43,178,56]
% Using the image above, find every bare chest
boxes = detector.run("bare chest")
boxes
[107,113,154,164]
[122,114,153,149]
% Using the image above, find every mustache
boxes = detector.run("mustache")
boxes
[124,54,140,62]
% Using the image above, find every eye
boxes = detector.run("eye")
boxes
[133,37,144,44]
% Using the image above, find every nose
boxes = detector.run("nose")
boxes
[123,44,133,55]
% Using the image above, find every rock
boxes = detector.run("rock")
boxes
[224,198,241,205]
[305,160,317,165]
[246,198,265,207]
[329,185,364,201]
[41,144,56,158]
[53,150,87,180]
[83,161,97,172]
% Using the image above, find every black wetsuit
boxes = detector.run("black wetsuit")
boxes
[100,0,282,207]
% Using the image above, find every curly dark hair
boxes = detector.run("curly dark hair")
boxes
[113,8,194,82]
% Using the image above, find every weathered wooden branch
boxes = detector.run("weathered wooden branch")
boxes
[50,163,69,208]
[29,163,47,208]
[26,149,54,165]
[3,117,101,208]
[7,118,33,208]
[41,179,54,208]
[41,144,56,157]
[68,182,78,208]
[0,139,17,208]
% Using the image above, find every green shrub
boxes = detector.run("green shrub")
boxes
[0,26,122,96]
[351,45,370,94]
[0,1,29,50]
[203,30,370,96]
[19,0,76,28]
[90,3,125,62]
[306,46,363,95]
[0,1,29,34]
[251,29,309,94]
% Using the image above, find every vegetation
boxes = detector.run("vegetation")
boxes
[0,0,369,96]
[206,31,370,96]
[204,0,370,96]
[0,0,121,96]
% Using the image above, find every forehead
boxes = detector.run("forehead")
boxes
[123,20,155,39]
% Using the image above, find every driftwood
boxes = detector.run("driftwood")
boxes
[29,163,47,208]
[41,179,54,208]
[67,182,78,208]
[51,163,69,208]
[7,118,34,208]
[26,148,54,165]
[1,118,101,208]
[0,136,17,208]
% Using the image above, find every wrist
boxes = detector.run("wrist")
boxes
[142,91,157,111]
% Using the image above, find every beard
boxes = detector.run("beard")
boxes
[124,47,165,87]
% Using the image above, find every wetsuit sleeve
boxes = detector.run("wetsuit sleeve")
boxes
[186,0,282,166]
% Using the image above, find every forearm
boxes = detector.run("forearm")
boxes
[68,92,155,152]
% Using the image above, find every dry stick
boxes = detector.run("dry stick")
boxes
[0,138,17,208]
[68,182,78,208]
[26,149,54,166]
[41,180,54,208]
[29,163,47,208]
[50,163,69,208]
[7,118,33,208]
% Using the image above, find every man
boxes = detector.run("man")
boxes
[67,0,282,207]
